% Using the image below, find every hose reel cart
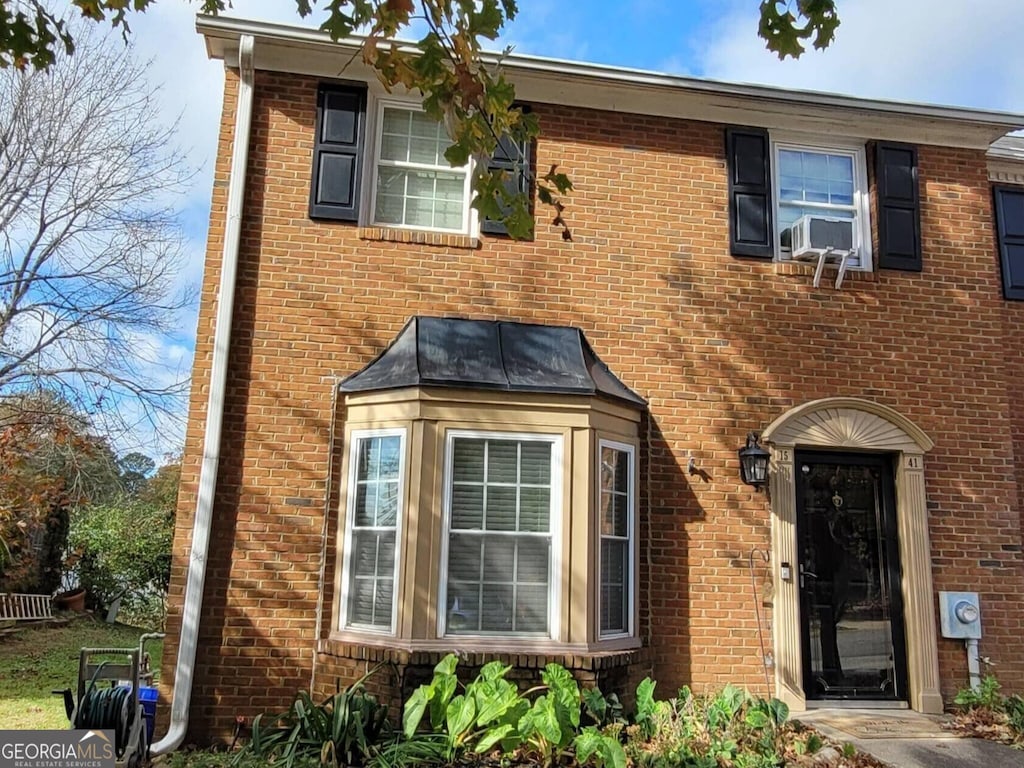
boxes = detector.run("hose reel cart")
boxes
[59,634,163,768]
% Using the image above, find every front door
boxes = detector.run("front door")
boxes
[795,452,908,702]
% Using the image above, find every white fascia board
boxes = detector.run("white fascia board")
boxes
[197,14,1024,149]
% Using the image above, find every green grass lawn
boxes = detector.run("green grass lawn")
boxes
[0,614,163,729]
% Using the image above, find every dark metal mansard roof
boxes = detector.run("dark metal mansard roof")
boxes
[339,317,646,408]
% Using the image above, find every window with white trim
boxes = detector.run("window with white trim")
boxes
[441,433,560,637]
[341,429,405,632]
[773,141,871,268]
[371,104,473,234]
[599,441,634,637]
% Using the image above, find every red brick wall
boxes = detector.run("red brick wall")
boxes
[162,69,1024,741]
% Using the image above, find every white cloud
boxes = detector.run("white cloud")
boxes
[694,0,1024,112]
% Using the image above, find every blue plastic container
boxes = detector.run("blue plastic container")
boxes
[139,687,159,744]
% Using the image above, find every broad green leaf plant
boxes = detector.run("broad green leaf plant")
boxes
[0,1,840,240]
[391,653,626,768]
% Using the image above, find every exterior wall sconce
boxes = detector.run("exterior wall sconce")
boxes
[738,432,770,489]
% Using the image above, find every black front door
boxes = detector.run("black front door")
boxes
[796,452,908,701]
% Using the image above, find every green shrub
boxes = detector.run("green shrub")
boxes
[954,675,1004,711]
[236,669,389,768]
[386,653,625,768]
[625,681,790,768]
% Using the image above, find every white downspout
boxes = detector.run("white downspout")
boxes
[151,32,256,755]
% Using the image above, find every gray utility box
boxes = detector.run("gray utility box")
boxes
[790,215,855,256]
[939,591,982,639]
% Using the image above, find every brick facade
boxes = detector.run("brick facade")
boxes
[162,66,1024,742]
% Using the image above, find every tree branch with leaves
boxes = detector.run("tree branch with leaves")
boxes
[0,1,840,241]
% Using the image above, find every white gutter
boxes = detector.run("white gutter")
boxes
[151,32,255,755]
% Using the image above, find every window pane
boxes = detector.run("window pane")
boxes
[409,137,441,165]
[435,202,464,231]
[488,441,519,483]
[447,581,481,632]
[517,538,550,583]
[515,585,548,633]
[519,487,550,532]
[484,537,515,578]
[379,133,408,162]
[451,484,484,529]
[521,443,551,484]
[354,483,377,527]
[448,534,482,582]
[481,583,513,631]
[453,439,485,482]
[486,486,517,531]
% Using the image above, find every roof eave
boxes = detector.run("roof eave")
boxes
[196,15,1024,148]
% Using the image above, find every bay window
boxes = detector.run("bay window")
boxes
[441,433,561,638]
[340,429,406,633]
[599,441,634,638]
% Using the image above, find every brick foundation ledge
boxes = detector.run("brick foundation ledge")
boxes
[318,637,650,671]
[313,640,654,711]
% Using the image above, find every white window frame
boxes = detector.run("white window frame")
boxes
[438,430,563,640]
[367,98,476,235]
[339,427,407,635]
[771,136,872,270]
[597,439,636,640]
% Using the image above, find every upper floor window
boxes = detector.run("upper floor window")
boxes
[372,104,473,234]
[440,432,561,638]
[310,83,530,237]
[773,140,871,269]
[727,128,921,272]
[340,429,406,633]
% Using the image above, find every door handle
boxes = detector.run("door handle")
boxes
[800,569,817,588]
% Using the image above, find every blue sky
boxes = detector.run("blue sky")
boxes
[99,0,1024,456]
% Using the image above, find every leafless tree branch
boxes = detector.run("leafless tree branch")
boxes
[0,21,195,442]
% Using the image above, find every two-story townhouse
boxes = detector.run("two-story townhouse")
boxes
[157,14,1024,746]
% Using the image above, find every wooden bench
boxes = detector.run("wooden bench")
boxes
[0,592,53,621]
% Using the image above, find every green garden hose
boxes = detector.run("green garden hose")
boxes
[74,662,135,758]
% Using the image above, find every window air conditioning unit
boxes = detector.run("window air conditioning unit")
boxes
[789,214,856,289]
[790,214,854,258]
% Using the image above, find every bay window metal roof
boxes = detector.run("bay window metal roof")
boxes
[339,316,646,408]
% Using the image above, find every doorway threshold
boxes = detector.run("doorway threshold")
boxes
[805,700,908,710]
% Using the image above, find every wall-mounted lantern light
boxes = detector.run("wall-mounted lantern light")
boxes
[738,432,770,489]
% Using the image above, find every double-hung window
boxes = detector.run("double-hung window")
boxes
[599,440,634,637]
[341,429,405,633]
[441,433,561,637]
[774,141,871,268]
[372,104,473,234]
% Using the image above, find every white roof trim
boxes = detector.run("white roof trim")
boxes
[196,15,1024,149]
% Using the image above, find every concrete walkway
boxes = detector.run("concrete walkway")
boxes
[797,708,1023,768]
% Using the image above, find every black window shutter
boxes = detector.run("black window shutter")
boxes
[994,185,1024,300]
[309,83,367,221]
[876,142,922,271]
[481,107,532,236]
[725,127,773,258]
